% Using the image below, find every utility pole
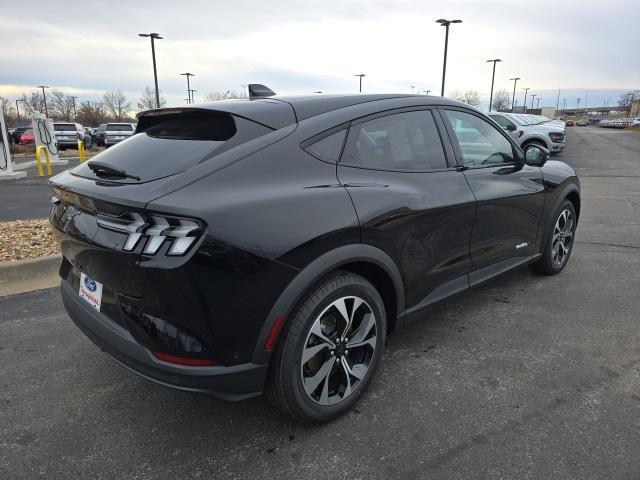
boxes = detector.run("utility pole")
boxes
[180,73,195,103]
[138,32,163,108]
[436,18,462,96]
[70,96,78,120]
[509,77,520,112]
[37,85,50,118]
[354,74,365,93]
[522,87,530,113]
[486,59,501,112]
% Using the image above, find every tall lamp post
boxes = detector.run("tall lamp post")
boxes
[424,90,431,95]
[189,90,197,103]
[180,73,195,104]
[522,87,530,113]
[509,77,520,112]
[436,19,462,97]
[70,96,78,120]
[530,94,537,110]
[486,59,501,112]
[536,97,541,109]
[15,99,24,123]
[37,85,50,118]
[354,74,365,93]
[138,32,163,108]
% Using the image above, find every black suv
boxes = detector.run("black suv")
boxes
[50,86,580,422]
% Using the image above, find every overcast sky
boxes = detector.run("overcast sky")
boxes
[0,0,638,111]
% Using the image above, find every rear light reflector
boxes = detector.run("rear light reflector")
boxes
[264,315,286,351]
[152,351,219,366]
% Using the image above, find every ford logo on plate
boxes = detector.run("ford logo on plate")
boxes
[84,276,97,292]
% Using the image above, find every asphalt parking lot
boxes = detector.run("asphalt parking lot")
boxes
[1,127,640,479]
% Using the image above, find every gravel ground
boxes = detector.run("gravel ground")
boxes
[0,219,59,261]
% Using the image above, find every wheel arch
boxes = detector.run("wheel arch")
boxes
[539,181,581,253]
[522,135,549,148]
[252,244,405,364]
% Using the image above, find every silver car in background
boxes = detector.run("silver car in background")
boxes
[489,112,566,154]
[104,123,136,148]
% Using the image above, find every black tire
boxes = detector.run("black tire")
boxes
[265,271,386,423]
[530,199,576,275]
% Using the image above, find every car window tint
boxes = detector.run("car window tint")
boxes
[342,111,447,171]
[305,129,346,162]
[444,110,515,167]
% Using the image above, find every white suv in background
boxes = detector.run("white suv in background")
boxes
[489,112,566,154]
[104,123,136,148]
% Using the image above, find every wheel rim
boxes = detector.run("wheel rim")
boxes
[552,209,574,267]
[300,296,377,406]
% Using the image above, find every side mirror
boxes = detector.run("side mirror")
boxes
[524,144,549,167]
[505,123,517,132]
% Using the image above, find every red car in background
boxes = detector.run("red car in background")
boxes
[19,128,35,145]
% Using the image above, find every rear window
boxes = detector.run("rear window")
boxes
[107,124,133,132]
[72,110,273,183]
[54,124,76,131]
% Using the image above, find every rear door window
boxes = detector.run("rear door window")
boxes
[106,124,133,132]
[341,110,448,171]
[54,124,76,132]
[304,129,346,162]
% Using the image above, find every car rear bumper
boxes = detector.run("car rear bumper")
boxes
[61,279,268,401]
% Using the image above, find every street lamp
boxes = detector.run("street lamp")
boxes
[15,99,24,123]
[562,98,567,113]
[354,74,365,93]
[138,32,163,108]
[410,85,415,94]
[180,73,195,104]
[509,77,520,112]
[536,97,541,109]
[70,96,78,120]
[486,59,501,112]
[189,90,197,103]
[530,94,537,110]
[522,87,530,113]
[577,98,581,111]
[37,85,50,118]
[424,90,431,95]
[241,84,247,97]
[436,19,462,97]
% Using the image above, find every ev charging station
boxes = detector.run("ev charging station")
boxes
[32,113,60,163]
[0,111,26,180]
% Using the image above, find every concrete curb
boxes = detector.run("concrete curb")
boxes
[0,254,61,297]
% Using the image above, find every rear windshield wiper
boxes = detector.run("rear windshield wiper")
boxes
[87,161,141,181]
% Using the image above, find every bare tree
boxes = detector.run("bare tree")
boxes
[77,101,107,127]
[459,90,481,107]
[19,92,46,116]
[49,89,75,121]
[204,90,247,101]
[139,86,166,110]
[491,89,510,111]
[0,96,18,127]
[102,90,131,121]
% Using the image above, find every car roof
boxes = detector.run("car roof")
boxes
[139,94,464,129]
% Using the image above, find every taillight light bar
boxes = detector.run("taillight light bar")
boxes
[97,212,203,256]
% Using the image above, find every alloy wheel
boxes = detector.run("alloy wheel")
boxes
[552,209,574,267]
[300,296,377,406]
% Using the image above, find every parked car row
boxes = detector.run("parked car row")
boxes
[488,112,566,154]
[599,118,640,128]
[5,121,136,149]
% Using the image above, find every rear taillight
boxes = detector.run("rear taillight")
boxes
[97,212,203,256]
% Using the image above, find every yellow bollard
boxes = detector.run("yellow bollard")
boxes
[35,146,52,176]
[77,140,86,163]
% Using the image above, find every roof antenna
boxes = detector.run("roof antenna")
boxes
[248,84,276,99]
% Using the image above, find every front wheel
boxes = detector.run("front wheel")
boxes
[530,199,576,274]
[266,271,386,423]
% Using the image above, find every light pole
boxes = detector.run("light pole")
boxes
[536,97,541,109]
[241,84,247,97]
[562,98,567,114]
[522,87,530,113]
[436,19,462,97]
[424,90,431,95]
[15,99,24,123]
[509,77,520,112]
[410,85,415,94]
[486,59,501,112]
[577,98,581,111]
[354,74,365,93]
[189,90,197,103]
[530,94,536,110]
[584,89,588,114]
[180,73,195,103]
[139,32,163,108]
[70,96,78,120]
[37,85,50,118]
